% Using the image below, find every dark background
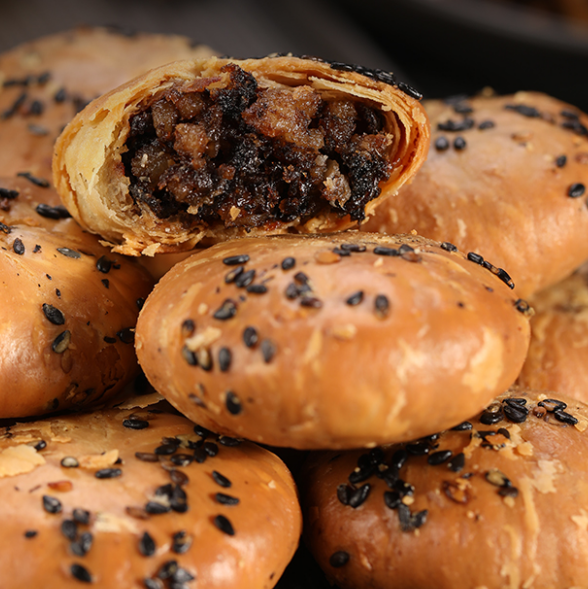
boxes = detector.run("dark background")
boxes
[1,1,586,586]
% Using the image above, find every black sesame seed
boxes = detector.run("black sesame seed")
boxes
[373,294,390,319]
[340,243,366,252]
[117,327,135,344]
[51,330,71,354]
[194,424,212,439]
[538,398,567,412]
[246,283,267,294]
[218,347,232,372]
[101,278,109,289]
[172,531,192,554]
[451,421,472,431]
[225,391,242,415]
[213,299,237,320]
[145,502,171,515]
[556,155,567,167]
[447,452,465,472]
[139,531,156,556]
[373,246,399,256]
[61,519,77,541]
[42,495,62,514]
[171,453,194,467]
[214,514,235,535]
[261,339,276,363]
[73,509,90,525]
[397,503,412,531]
[70,563,92,583]
[71,532,93,556]
[554,409,578,425]
[285,283,299,299]
[33,440,47,451]
[123,418,149,430]
[135,453,158,465]
[406,441,430,455]
[155,443,177,456]
[215,493,240,506]
[171,567,195,584]
[181,346,198,367]
[143,579,162,589]
[480,407,504,425]
[24,530,37,538]
[223,254,249,266]
[398,80,422,100]
[294,272,309,284]
[224,265,244,284]
[427,450,452,465]
[453,136,467,150]
[505,104,540,118]
[61,456,79,468]
[212,470,232,488]
[568,183,585,198]
[218,436,241,447]
[384,490,402,510]
[498,486,519,498]
[412,510,428,529]
[35,203,71,220]
[329,551,350,568]
[196,348,213,371]
[0,187,19,199]
[437,118,475,132]
[514,299,533,315]
[170,469,190,487]
[42,303,65,325]
[300,296,322,308]
[95,468,122,479]
[337,484,350,505]
[203,442,219,457]
[235,269,256,288]
[346,291,364,306]
[281,257,296,270]
[243,326,258,348]
[467,252,484,265]
[17,171,50,187]
[434,136,450,151]
[478,120,495,130]
[390,448,408,470]
[13,237,25,255]
[348,483,371,508]
[497,427,511,439]
[503,403,529,423]
[157,560,178,580]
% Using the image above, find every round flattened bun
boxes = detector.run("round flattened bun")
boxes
[52,55,429,256]
[517,263,588,402]
[135,232,531,449]
[363,91,588,298]
[0,26,216,177]
[301,388,588,589]
[0,224,154,418]
[0,402,301,588]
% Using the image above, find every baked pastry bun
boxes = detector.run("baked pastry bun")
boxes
[0,26,215,178]
[52,56,430,255]
[363,91,588,298]
[0,222,153,418]
[135,232,531,449]
[517,263,588,402]
[0,402,301,587]
[302,388,588,589]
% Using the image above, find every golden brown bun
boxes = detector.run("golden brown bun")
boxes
[517,263,588,401]
[363,91,588,298]
[0,26,215,178]
[0,401,301,588]
[302,388,588,589]
[0,223,154,418]
[135,232,531,449]
[52,56,430,255]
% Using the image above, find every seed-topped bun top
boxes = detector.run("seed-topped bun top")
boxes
[136,231,531,449]
[0,400,301,588]
[301,388,588,589]
[52,55,429,255]
[363,91,588,298]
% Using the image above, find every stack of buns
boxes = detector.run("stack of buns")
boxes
[0,25,587,588]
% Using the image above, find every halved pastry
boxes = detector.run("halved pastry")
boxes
[53,56,429,255]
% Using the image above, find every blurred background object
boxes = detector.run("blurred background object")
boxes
[0,0,586,108]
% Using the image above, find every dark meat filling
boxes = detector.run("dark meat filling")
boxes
[123,63,393,227]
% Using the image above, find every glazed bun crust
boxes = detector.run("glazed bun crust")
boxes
[363,91,588,298]
[0,223,153,418]
[0,402,301,588]
[518,264,588,402]
[0,26,215,177]
[136,232,530,449]
[302,388,588,589]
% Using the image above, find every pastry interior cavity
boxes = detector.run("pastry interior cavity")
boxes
[122,63,394,229]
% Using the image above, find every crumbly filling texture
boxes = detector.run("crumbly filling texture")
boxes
[123,63,394,228]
